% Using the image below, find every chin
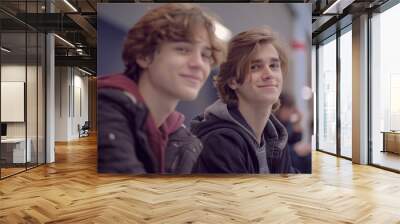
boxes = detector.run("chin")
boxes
[258,95,279,105]
[178,89,200,101]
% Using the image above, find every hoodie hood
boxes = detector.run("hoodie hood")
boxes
[98,73,185,134]
[98,73,185,172]
[191,99,288,151]
[98,73,145,102]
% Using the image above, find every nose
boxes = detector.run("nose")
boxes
[261,65,273,81]
[188,50,205,69]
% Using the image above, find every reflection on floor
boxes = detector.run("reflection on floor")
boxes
[0,167,25,177]
[373,150,400,171]
[0,162,41,178]
[340,147,352,158]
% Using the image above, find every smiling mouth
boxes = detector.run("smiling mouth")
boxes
[180,74,203,83]
[258,84,278,88]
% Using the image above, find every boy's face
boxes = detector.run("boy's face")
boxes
[137,26,212,101]
[232,43,283,107]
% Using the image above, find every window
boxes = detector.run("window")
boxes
[371,2,400,171]
[339,28,352,158]
[317,36,337,154]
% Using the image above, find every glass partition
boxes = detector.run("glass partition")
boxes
[1,30,27,177]
[27,31,38,169]
[0,1,46,179]
[339,28,352,158]
[317,35,337,155]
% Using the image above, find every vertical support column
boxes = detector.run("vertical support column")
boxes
[352,14,369,164]
[46,1,55,163]
[336,28,341,156]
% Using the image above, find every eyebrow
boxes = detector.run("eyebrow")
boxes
[250,57,281,64]
[189,38,212,49]
[178,40,212,51]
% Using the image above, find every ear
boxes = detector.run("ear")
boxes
[228,79,239,90]
[136,55,151,69]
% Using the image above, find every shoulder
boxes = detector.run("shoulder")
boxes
[98,88,147,117]
[98,88,137,106]
[193,126,254,173]
[199,127,249,156]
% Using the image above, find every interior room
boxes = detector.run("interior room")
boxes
[0,0,399,223]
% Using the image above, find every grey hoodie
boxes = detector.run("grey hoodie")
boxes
[191,100,294,174]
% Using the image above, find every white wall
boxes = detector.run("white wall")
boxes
[55,66,69,141]
[1,64,26,81]
[1,65,25,125]
[71,72,89,138]
[55,67,89,141]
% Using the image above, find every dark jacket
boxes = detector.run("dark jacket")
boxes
[97,74,203,174]
[191,100,296,174]
[281,121,311,173]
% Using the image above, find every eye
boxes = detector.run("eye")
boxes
[270,62,281,70]
[250,63,262,71]
[175,46,190,54]
[173,42,192,54]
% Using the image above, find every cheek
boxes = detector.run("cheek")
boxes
[243,72,254,85]
[277,72,283,84]
[276,70,283,78]
[204,66,211,78]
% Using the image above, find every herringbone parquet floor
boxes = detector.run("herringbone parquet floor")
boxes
[1,134,400,223]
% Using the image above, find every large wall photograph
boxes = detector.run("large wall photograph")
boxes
[97,3,312,174]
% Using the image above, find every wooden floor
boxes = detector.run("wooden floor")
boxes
[1,163,44,178]
[0,167,26,178]
[1,135,400,223]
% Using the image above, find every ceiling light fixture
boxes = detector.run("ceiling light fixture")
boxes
[63,0,78,12]
[1,47,11,53]
[322,0,354,15]
[78,67,93,76]
[54,34,75,48]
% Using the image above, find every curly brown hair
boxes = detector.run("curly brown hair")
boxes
[214,27,289,111]
[122,3,226,82]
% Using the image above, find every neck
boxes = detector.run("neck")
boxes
[138,76,178,128]
[237,100,272,144]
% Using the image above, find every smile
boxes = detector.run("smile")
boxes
[258,84,278,88]
[180,74,203,83]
